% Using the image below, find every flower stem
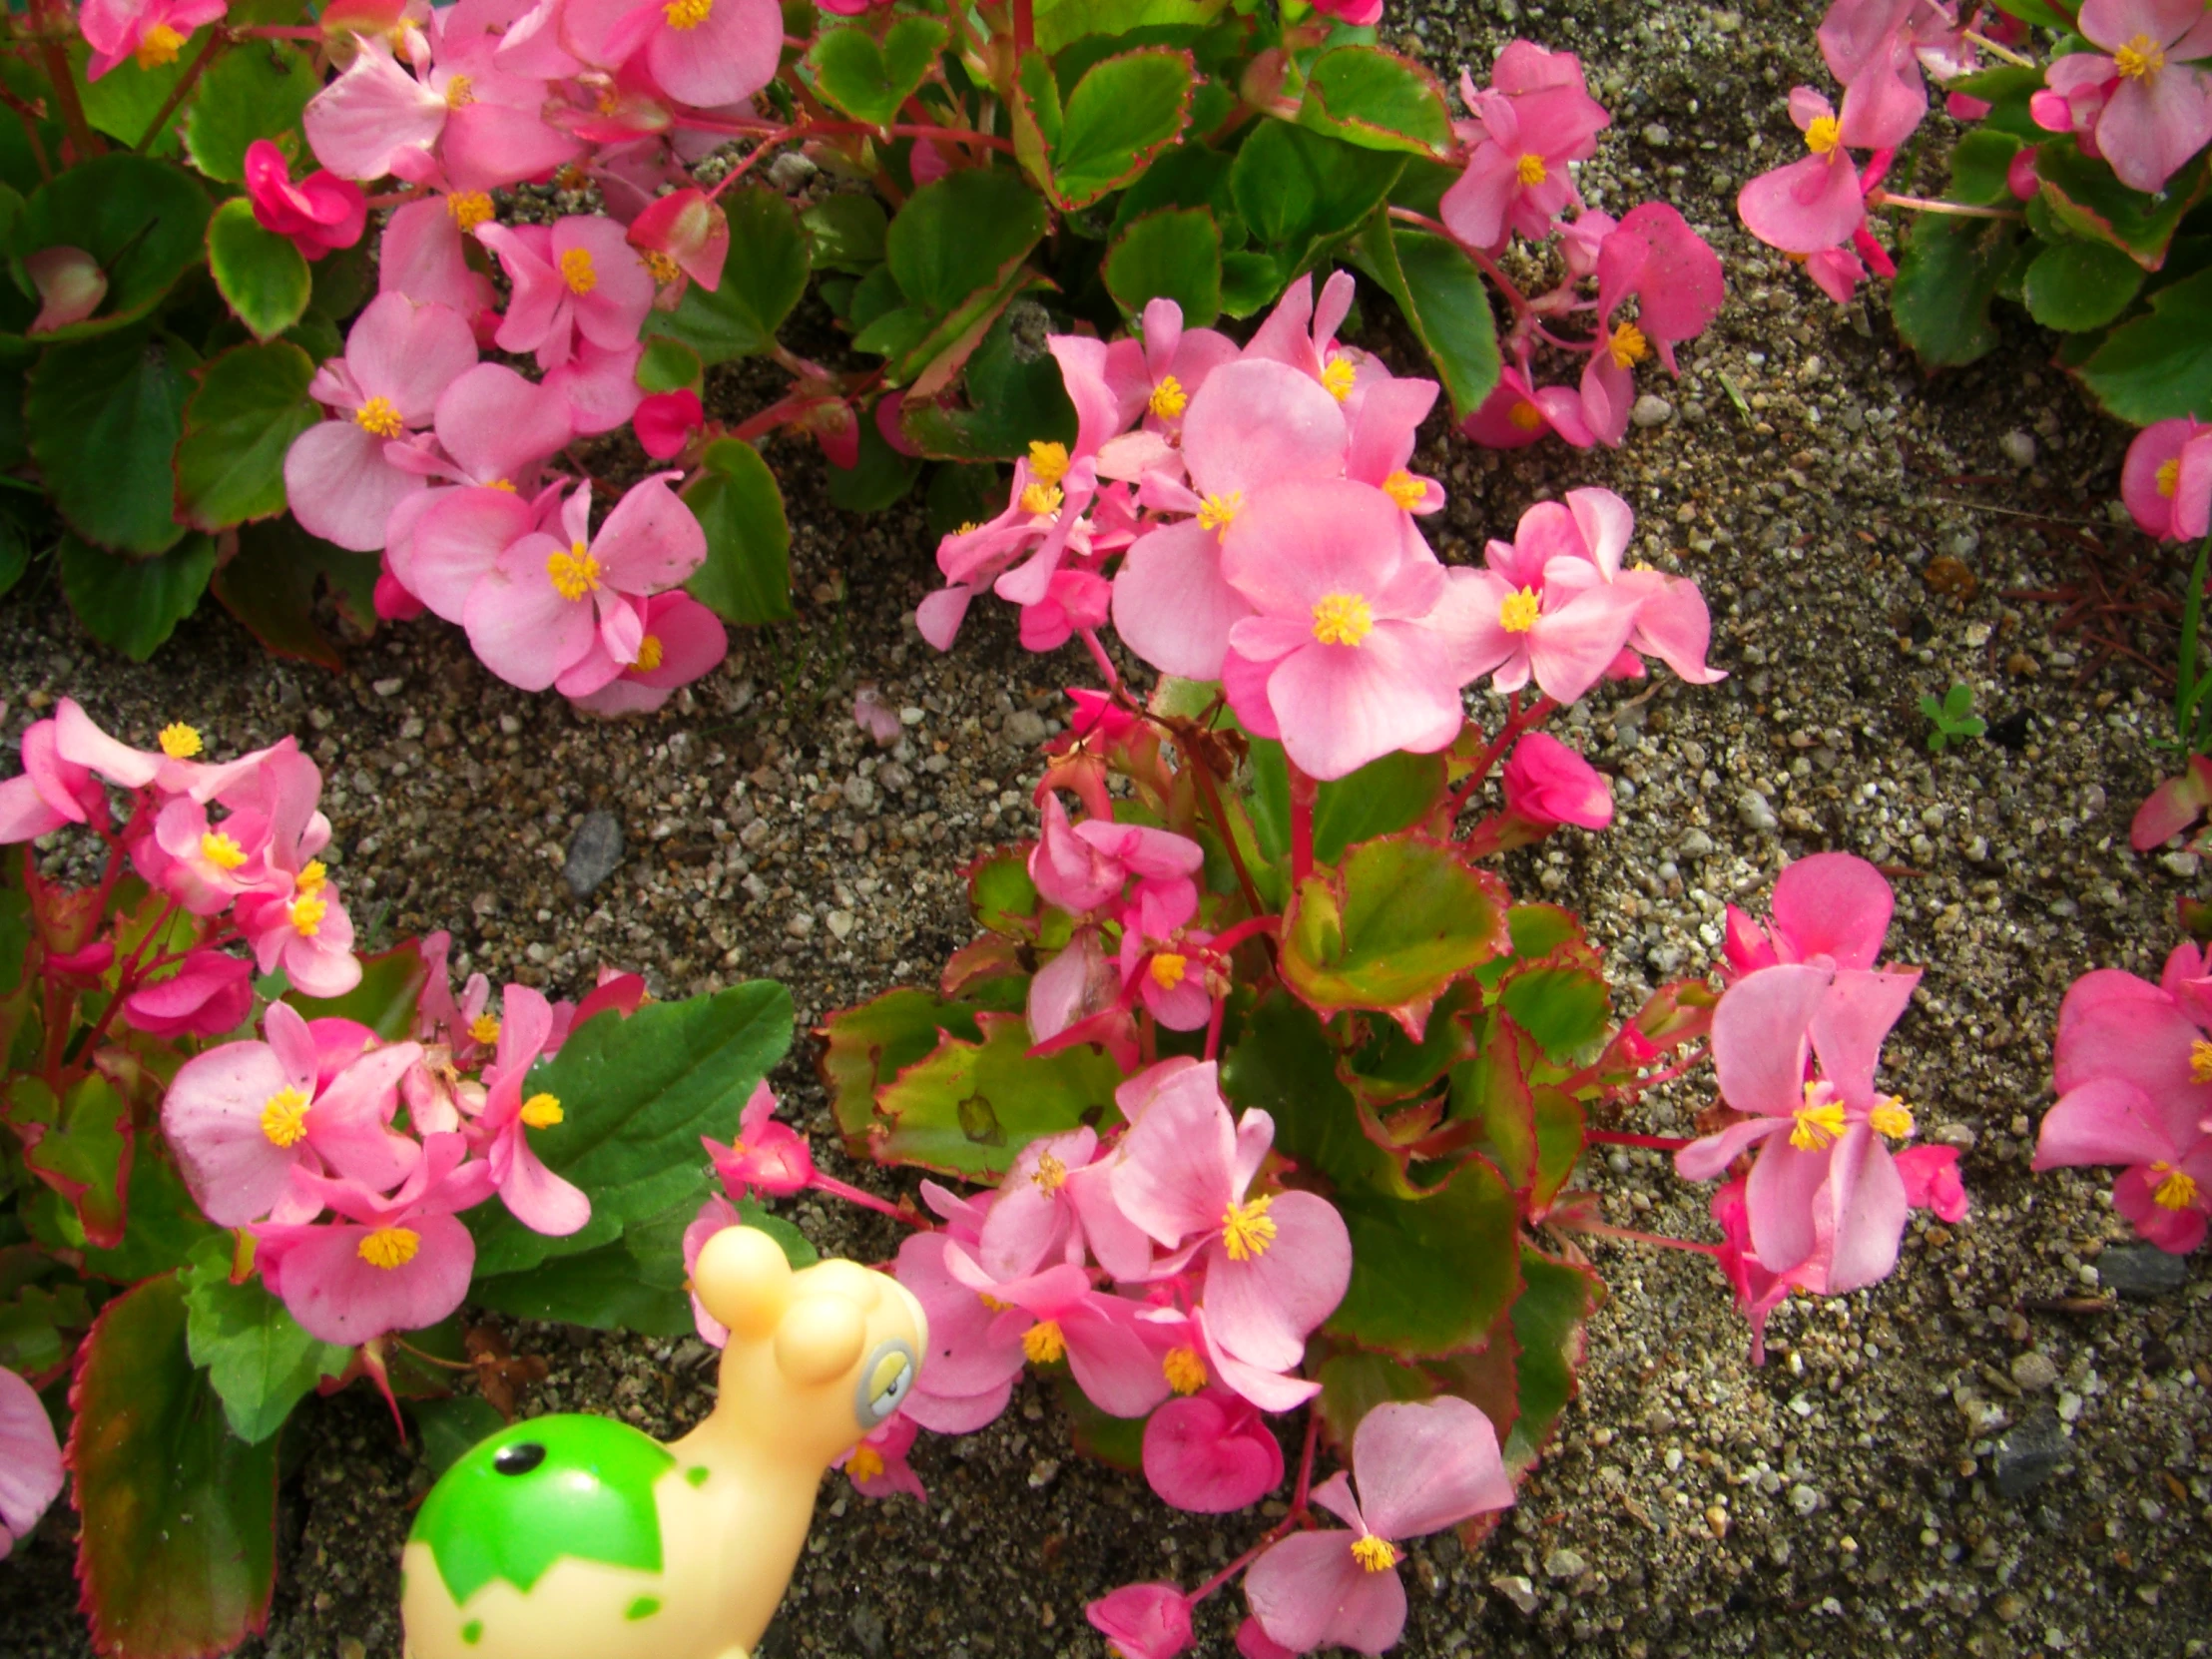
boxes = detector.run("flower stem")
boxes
[1287,760,1317,889]
[1960,27,2035,67]
[1387,205,1529,313]
[1569,1219,1722,1257]
[1186,749,1268,921]
[1203,994,1225,1061]
[807,1172,926,1226]
[1076,627,1119,693]
[1586,1130,1692,1151]
[1443,693,1558,822]
[138,31,225,152]
[1866,189,2023,222]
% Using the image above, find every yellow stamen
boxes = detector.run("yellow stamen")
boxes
[1351,1534,1401,1573]
[1869,1096,1916,1141]
[1032,1151,1068,1193]
[1162,1347,1206,1394]
[594,85,622,116]
[846,1445,885,1481]
[2159,458,2183,500]
[663,0,712,26]
[288,894,327,937]
[520,1092,564,1128]
[200,830,246,871]
[1791,1083,1847,1152]
[559,248,597,294]
[1020,482,1063,516]
[358,1226,421,1270]
[641,250,681,285]
[158,723,203,759]
[487,478,518,493]
[1608,322,1651,369]
[1498,586,1541,634]
[295,859,328,895]
[547,542,602,601]
[2150,1162,2199,1211]
[2113,33,2164,79]
[468,1013,501,1046]
[1197,490,1243,532]
[135,23,185,69]
[1022,1320,1066,1364]
[354,396,404,439]
[1805,115,1842,156]
[1507,399,1545,432]
[261,1087,310,1148]
[1322,356,1358,401]
[1382,470,1426,510]
[447,191,494,232]
[444,74,474,107]
[1220,1193,1277,1262]
[635,634,665,673]
[1149,952,1189,990]
[1149,376,1188,419]
[977,1292,1010,1313]
[1311,592,1374,648]
[1026,440,1071,487]
[2189,1037,2212,1083]
[1515,152,1548,187]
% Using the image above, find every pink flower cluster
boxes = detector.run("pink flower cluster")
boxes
[2035,939,2212,1255]
[918,278,1719,781]
[2120,416,2212,544]
[1677,855,1969,1359]
[162,935,644,1346]
[2032,0,2212,195]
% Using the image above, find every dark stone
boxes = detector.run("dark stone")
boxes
[1991,1407,2070,1499]
[563,810,625,899]
[849,1606,885,1656]
[2099,1245,2190,1298]
[1986,709,2031,751]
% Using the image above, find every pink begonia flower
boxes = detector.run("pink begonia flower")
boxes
[252,1132,497,1345]
[1463,361,1595,450]
[1504,488,1723,686]
[1028,794,1204,920]
[299,40,448,181]
[1026,924,1126,1053]
[1085,1583,1195,1659]
[570,590,729,716]
[0,720,107,843]
[235,873,362,999]
[561,0,781,108]
[834,1411,926,1502]
[0,1365,63,1560]
[471,984,590,1236]
[163,1000,419,1227]
[1450,504,1644,707]
[1675,961,1922,1291]
[1120,923,1216,1033]
[1709,1178,1817,1366]
[972,1127,1097,1282]
[1439,43,1610,249]
[137,794,284,915]
[543,337,647,435]
[1740,89,1870,258]
[1594,205,1724,377]
[1341,374,1445,514]
[1894,1143,1968,1223]
[703,1080,814,1199]
[78,0,225,80]
[23,248,107,335]
[1101,297,1239,455]
[1817,0,1935,149]
[2133,754,2212,851]
[1722,850,1895,977]
[684,1193,741,1345]
[1219,480,1481,781]
[284,294,478,552]
[123,949,254,1039]
[477,217,656,373]
[1311,0,1383,19]
[894,1224,1027,1432]
[45,699,264,805]
[1018,568,1113,654]
[2039,0,2212,193]
[1237,1618,1300,1659]
[462,475,705,695]
[1112,1060,1351,1375]
[379,195,499,318]
[1242,270,1367,402]
[2121,417,2212,543]
[635,390,705,460]
[853,686,902,747]
[942,1254,1171,1418]
[304,31,583,190]
[1244,1397,1515,1656]
[629,188,728,291]
[244,141,367,262]
[1143,1387,1284,1512]
[1502,731,1613,830]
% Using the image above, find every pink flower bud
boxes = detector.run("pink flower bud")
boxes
[24,248,106,334]
[1502,732,1613,830]
[124,949,254,1039]
[633,389,704,459]
[2005,147,2040,202]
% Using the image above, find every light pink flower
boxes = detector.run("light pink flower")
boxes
[2040,0,2212,193]
[123,949,254,1039]
[476,218,656,374]
[1722,850,1895,977]
[1439,43,1610,249]
[471,984,590,1236]
[1028,794,1203,919]
[23,249,107,335]
[78,0,225,81]
[1502,731,1613,830]
[235,876,362,999]
[1817,0,1942,149]
[2121,416,2212,543]
[569,590,728,716]
[1460,362,1595,450]
[894,1205,1026,1432]
[1450,506,1644,706]
[1244,1397,1515,1656]
[561,0,782,109]
[1739,89,1871,257]
[1143,1387,1284,1512]
[0,718,107,843]
[1102,296,1239,450]
[1085,1583,1195,1659]
[2133,754,2212,851]
[244,141,367,262]
[834,1411,926,1502]
[1501,488,1723,685]
[542,337,647,434]
[378,195,499,318]
[628,188,728,291]
[0,1365,63,1561]
[683,1193,742,1345]
[942,1254,1171,1418]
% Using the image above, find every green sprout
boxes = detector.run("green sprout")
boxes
[1920,684,1985,753]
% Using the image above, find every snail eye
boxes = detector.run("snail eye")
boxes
[853,1340,915,1426]
[494,1442,547,1475]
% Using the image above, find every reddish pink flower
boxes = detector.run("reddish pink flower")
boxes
[23,248,107,335]
[2133,754,2212,852]
[1722,851,1895,977]
[1085,1583,1195,1659]
[835,1411,926,1502]
[634,390,705,460]
[569,590,729,716]
[1709,1177,1818,1366]
[1739,89,1870,257]
[2039,0,2212,193]
[1439,43,1610,249]
[1311,0,1383,18]
[1502,731,1613,830]
[478,216,656,373]
[1237,1619,1300,1659]
[1143,1387,1284,1512]
[2121,417,2212,543]
[471,984,590,1236]
[0,1365,62,1560]
[1119,921,1216,1033]
[561,0,782,109]
[703,1081,814,1200]
[1894,1144,1968,1223]
[1461,362,1595,450]
[628,188,728,291]
[1029,795,1203,920]
[123,949,254,1039]
[1244,1397,1514,1656]
[78,0,225,81]
[244,141,367,262]
[1594,204,1724,376]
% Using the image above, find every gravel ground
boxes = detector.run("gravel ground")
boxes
[5,0,2211,1654]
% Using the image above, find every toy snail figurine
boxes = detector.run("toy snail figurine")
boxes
[400,1227,927,1659]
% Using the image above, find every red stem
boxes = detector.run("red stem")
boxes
[1076,628,1119,693]
[1287,761,1317,889]
[1185,751,1267,923]
[1443,694,1558,821]
[808,1172,926,1226]
[1203,995,1225,1061]
[1570,1220,1722,1258]
[1013,0,1034,51]
[1387,206,1528,313]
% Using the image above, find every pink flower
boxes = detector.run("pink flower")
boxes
[244,141,367,262]
[1085,1583,1195,1659]
[1708,1178,1819,1366]
[634,390,705,460]
[1311,0,1383,19]
[477,217,656,373]
[0,718,107,843]
[561,0,782,108]
[704,1081,815,1199]
[941,1254,1171,1418]
[283,294,478,552]
[2120,417,2212,543]
[461,475,706,695]
[471,985,590,1236]
[1120,922,1216,1033]
[1101,297,1239,450]
[1816,0,1943,150]
[235,874,362,999]
[1593,205,1724,377]
[1675,961,1922,1291]
[628,188,728,291]
[163,1000,419,1227]
[2040,0,2212,193]
[2133,755,2212,852]
[683,1193,742,1345]
[1111,1061,1352,1376]
[23,249,107,335]
[1451,505,1644,706]
[1499,488,1723,685]
[1029,794,1204,919]
[1502,732,1613,830]
[251,1132,497,1345]
[542,337,647,435]
[568,590,729,716]
[0,1365,63,1560]
[1722,851,1895,977]
[1244,1397,1514,1656]
[893,1223,1027,1432]
[77,0,225,81]
[1894,1143,1968,1223]
[1439,43,1610,249]
[1143,1387,1284,1512]
[123,949,254,1039]
[304,34,582,190]
[1460,363,1595,450]
[378,196,499,318]
[1237,1619,1301,1659]
[1739,89,1871,258]
[834,1411,926,1502]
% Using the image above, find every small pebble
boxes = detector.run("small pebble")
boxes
[1631,394,1675,428]
[2097,1245,2189,1298]
[1491,1574,1539,1614]
[1999,429,2037,467]
[1542,1547,1587,1582]
[2009,1352,2060,1393]
[1991,1408,2070,1498]
[561,810,625,899]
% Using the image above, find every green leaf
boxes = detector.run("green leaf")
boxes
[174,339,316,530]
[178,42,316,185]
[307,241,373,333]
[1944,129,2024,208]
[2075,265,2212,423]
[75,1140,220,1283]
[636,335,703,395]
[70,1274,279,1659]
[924,460,1005,537]
[894,300,1077,460]
[1230,119,1405,278]
[75,43,192,149]
[1987,0,2069,25]
[1942,683,1973,720]
[181,1237,348,1444]
[1497,1247,1593,1466]
[470,1239,694,1336]
[803,194,888,274]
[1103,207,1222,327]
[412,1394,508,1479]
[31,325,195,554]
[682,437,794,624]
[826,405,923,512]
[1220,249,1281,317]
[1299,46,1453,158]
[1033,0,1225,52]
[967,845,1042,937]
[13,153,211,340]
[1497,963,1609,1060]
[17,1073,130,1249]
[652,188,809,365]
[863,1009,1123,1178]
[1280,833,1511,1038]
[734,1194,818,1269]
[886,169,1049,315]
[1354,213,1500,418]
[820,986,986,1151]
[1049,48,1195,210]
[1246,741,1445,885]
[212,516,381,669]
[1113,140,1237,237]
[808,16,950,127]
[2037,146,2207,271]
[466,982,795,1277]
[59,530,214,659]
[283,939,427,1040]
[1891,212,2019,369]
[1057,1373,1149,1468]
[1314,1349,1433,1449]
